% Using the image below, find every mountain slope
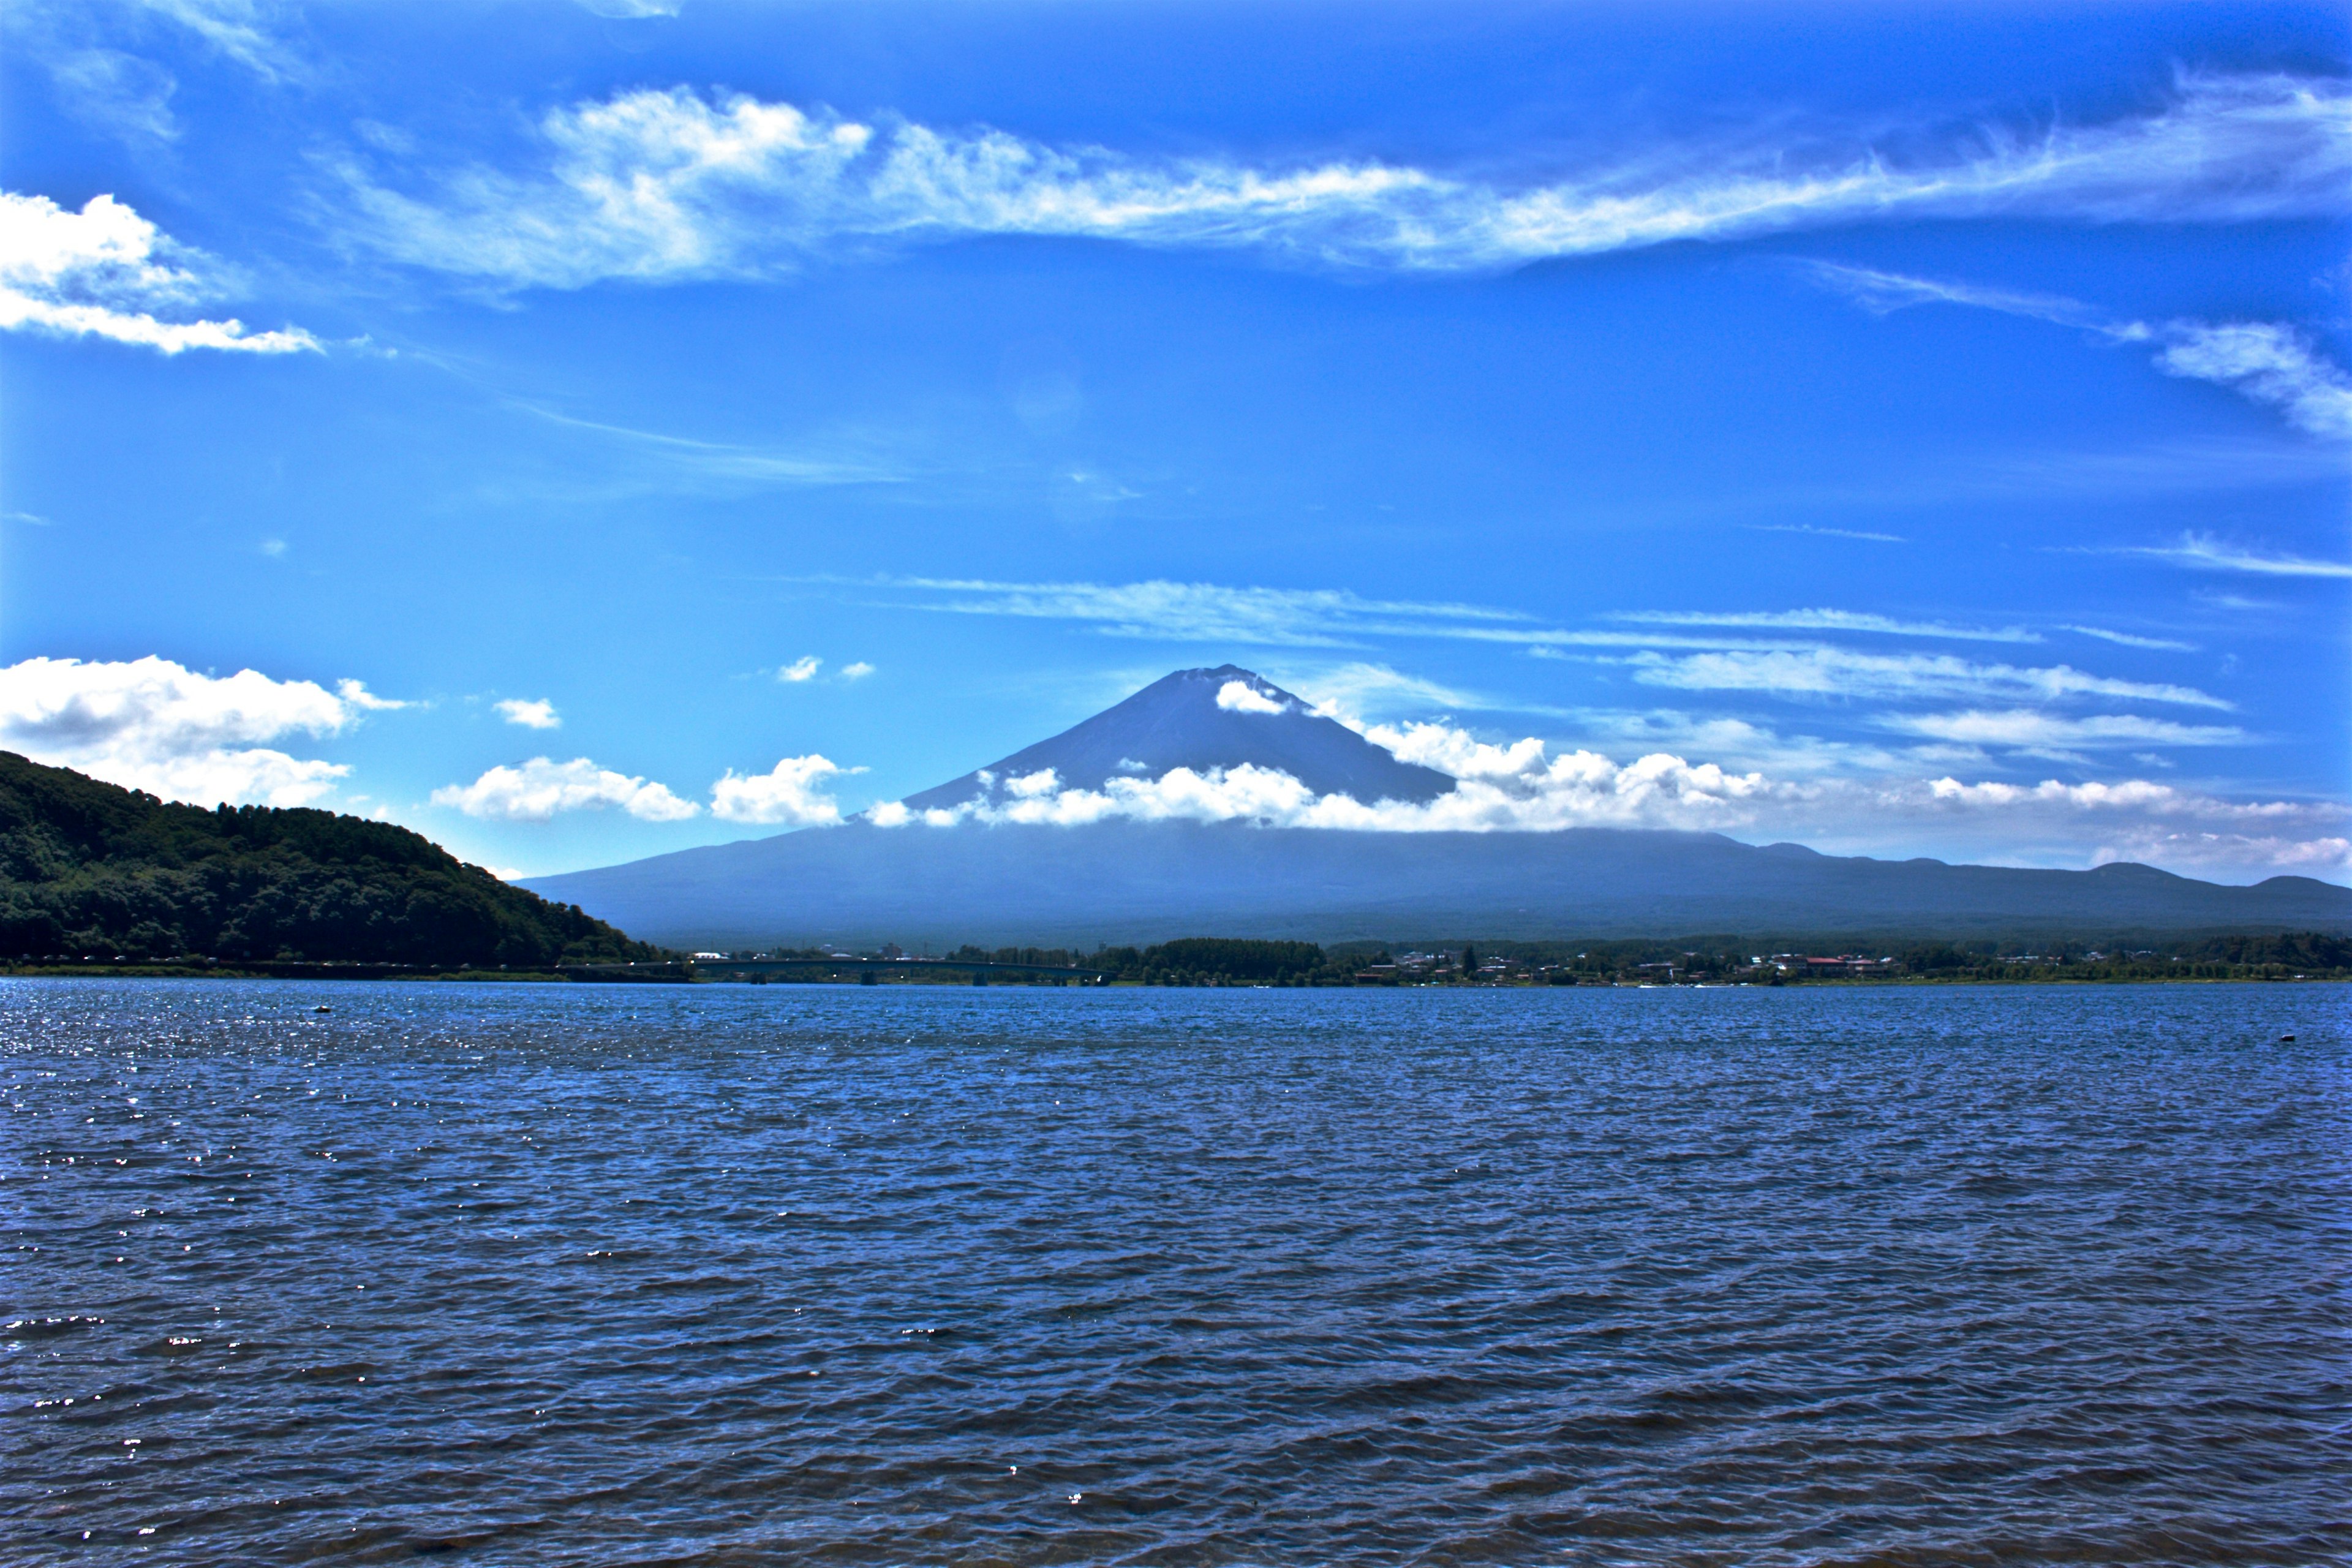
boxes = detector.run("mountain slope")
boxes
[905,665,1453,811]
[526,818,2352,948]
[0,752,658,964]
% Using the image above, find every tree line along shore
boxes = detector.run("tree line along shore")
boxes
[665,934,2349,987]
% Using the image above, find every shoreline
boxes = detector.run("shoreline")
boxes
[3,965,2340,987]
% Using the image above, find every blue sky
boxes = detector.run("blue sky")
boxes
[4,0,2347,882]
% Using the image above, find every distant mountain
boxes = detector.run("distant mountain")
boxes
[904,665,1452,811]
[521,666,2352,947]
[526,817,2352,948]
[0,752,657,965]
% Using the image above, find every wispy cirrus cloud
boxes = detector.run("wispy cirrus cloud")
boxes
[1883,709,2244,753]
[1804,263,2105,330]
[1805,261,2352,440]
[1747,523,1907,543]
[1625,646,2232,710]
[846,576,2079,658]
[1611,608,2038,643]
[2119,531,2352,579]
[134,0,300,80]
[1278,662,1499,719]
[2154,321,2352,440]
[0,191,318,354]
[2062,624,2198,652]
[341,72,2352,289]
[859,575,1535,649]
[510,401,899,489]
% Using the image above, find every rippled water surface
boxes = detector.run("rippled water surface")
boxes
[5,979,2348,1565]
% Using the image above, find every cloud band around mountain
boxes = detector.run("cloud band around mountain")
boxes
[861,718,2348,877]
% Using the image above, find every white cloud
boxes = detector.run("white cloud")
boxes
[0,654,398,806]
[709,754,856,824]
[344,73,2351,288]
[1215,679,1287,714]
[0,191,319,355]
[2122,531,2352,579]
[432,757,698,821]
[1613,608,2038,643]
[2156,321,2352,440]
[1624,647,2233,710]
[495,698,561,729]
[777,655,822,682]
[840,660,875,679]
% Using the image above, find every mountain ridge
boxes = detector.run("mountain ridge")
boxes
[519,666,2352,947]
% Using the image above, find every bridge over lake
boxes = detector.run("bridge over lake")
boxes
[562,957,1101,985]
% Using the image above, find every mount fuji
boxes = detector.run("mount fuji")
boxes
[524,667,2351,948]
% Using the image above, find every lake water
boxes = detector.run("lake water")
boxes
[5,979,2346,1565]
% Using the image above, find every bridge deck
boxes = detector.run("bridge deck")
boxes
[562,957,1099,981]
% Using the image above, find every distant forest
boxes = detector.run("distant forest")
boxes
[0,753,657,967]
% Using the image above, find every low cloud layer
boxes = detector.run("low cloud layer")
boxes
[0,655,397,805]
[344,73,2350,289]
[0,191,318,353]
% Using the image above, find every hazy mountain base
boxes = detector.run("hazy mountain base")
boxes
[524,819,2352,950]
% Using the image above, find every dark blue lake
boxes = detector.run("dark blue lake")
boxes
[5,979,2346,1565]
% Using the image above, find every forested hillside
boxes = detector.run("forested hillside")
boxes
[0,752,657,966]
